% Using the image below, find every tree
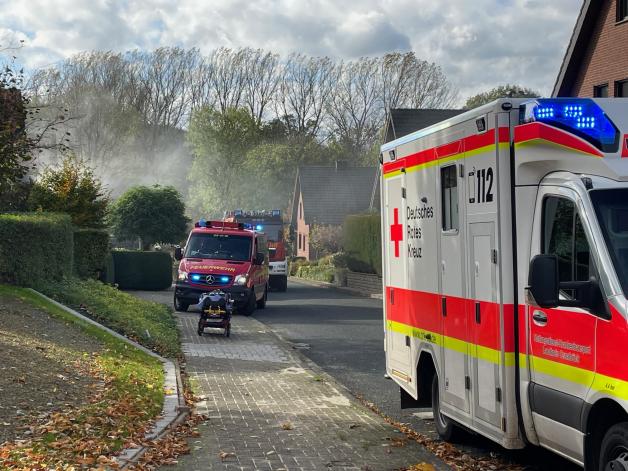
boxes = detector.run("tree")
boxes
[28,155,109,228]
[108,185,190,250]
[465,84,540,109]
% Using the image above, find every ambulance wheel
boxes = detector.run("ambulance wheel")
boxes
[241,293,256,316]
[599,422,628,471]
[432,374,457,441]
[257,286,267,309]
[174,296,189,312]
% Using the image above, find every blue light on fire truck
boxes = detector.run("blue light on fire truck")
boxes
[220,276,230,283]
[523,98,620,152]
[256,224,263,231]
[191,274,202,282]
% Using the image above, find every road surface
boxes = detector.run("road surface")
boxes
[255,279,580,471]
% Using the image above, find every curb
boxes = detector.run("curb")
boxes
[27,289,190,470]
[288,276,383,300]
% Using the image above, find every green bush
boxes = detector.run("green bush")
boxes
[37,278,180,357]
[343,213,381,275]
[74,228,110,279]
[112,251,172,290]
[0,212,74,285]
[296,264,335,283]
[289,257,309,276]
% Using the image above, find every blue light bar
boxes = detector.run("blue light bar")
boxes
[191,274,202,282]
[220,276,230,283]
[256,224,263,231]
[522,98,620,152]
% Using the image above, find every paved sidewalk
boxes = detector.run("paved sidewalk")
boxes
[163,309,448,471]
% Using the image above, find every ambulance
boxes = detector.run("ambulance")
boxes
[380,98,628,470]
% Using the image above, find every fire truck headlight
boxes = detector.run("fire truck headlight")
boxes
[178,271,188,282]
[234,274,248,286]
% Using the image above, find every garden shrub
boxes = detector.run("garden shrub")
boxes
[112,250,172,290]
[0,212,73,285]
[74,228,110,279]
[343,213,381,275]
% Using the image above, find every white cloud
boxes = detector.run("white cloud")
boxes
[0,0,581,102]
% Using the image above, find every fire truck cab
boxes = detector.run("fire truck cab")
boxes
[174,220,269,316]
[381,98,628,470]
[224,210,288,292]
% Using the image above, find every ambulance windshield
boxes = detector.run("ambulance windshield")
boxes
[591,189,628,294]
[185,233,252,261]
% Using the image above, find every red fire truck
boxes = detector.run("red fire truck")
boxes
[381,97,628,469]
[174,219,269,316]
[225,210,288,292]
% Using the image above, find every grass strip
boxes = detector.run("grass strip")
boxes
[36,277,180,357]
[0,284,164,469]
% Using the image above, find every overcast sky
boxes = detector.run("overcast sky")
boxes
[0,0,582,103]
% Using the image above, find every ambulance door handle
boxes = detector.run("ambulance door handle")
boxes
[532,310,548,326]
[475,302,481,324]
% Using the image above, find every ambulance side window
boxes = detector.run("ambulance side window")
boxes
[441,165,459,231]
[542,196,593,297]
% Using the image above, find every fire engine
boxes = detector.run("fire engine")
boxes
[174,219,269,316]
[224,210,288,292]
[380,98,628,470]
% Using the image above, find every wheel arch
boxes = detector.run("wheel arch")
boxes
[583,397,628,469]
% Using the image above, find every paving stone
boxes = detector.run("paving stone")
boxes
[161,311,448,471]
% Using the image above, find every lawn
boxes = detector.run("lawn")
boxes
[0,284,165,469]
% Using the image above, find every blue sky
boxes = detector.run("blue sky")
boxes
[0,0,582,101]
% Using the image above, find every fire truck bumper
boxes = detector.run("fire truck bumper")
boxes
[174,283,253,308]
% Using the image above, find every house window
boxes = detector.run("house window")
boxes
[616,79,628,97]
[303,235,306,250]
[298,233,302,250]
[594,83,609,97]
[299,202,303,220]
[441,165,459,231]
[618,0,628,21]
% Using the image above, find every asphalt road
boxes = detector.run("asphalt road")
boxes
[255,279,581,471]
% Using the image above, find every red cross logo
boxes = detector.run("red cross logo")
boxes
[390,208,403,258]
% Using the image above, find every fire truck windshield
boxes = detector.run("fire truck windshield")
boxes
[591,188,628,295]
[185,233,252,261]
[260,223,283,241]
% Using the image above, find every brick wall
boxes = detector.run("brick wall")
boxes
[346,271,382,295]
[572,0,628,97]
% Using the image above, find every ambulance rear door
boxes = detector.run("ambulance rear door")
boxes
[384,168,413,387]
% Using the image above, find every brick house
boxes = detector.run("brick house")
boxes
[290,165,379,260]
[553,0,628,97]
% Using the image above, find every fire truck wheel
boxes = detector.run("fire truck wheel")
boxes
[432,374,457,441]
[257,286,268,309]
[599,422,628,471]
[174,296,189,312]
[241,292,256,316]
[277,276,288,292]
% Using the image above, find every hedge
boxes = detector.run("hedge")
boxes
[343,213,382,275]
[112,251,172,290]
[74,228,110,279]
[296,264,335,283]
[0,212,74,285]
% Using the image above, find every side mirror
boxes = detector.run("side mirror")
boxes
[528,255,559,308]
[174,246,183,261]
[254,252,265,265]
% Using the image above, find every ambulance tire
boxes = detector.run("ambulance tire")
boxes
[432,374,457,441]
[599,422,628,471]
[257,285,268,309]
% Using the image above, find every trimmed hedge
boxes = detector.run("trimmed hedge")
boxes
[74,228,110,279]
[343,213,382,275]
[0,212,74,285]
[112,251,172,290]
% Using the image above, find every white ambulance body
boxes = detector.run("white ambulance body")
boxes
[380,98,628,470]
